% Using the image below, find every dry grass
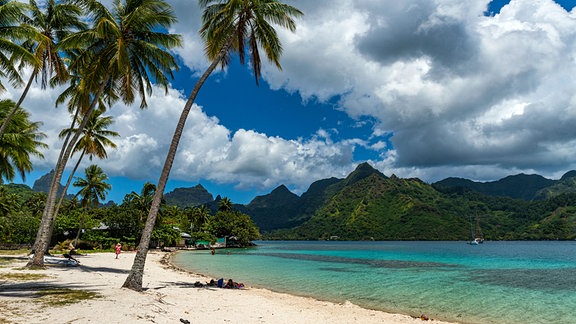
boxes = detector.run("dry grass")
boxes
[0,272,47,281]
[0,249,29,256]
[35,288,101,306]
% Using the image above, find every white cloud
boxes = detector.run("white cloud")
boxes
[257,0,576,182]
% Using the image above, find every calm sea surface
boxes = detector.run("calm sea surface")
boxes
[171,241,576,324]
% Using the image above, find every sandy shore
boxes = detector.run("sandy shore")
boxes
[0,251,455,324]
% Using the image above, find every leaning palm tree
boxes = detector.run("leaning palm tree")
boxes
[0,0,39,93]
[122,0,302,291]
[0,0,86,136]
[34,108,119,253]
[72,164,111,246]
[0,99,47,183]
[28,0,181,268]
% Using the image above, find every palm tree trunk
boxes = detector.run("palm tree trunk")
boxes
[74,207,87,247]
[27,78,108,268]
[31,105,82,256]
[122,42,231,291]
[40,150,86,254]
[0,71,36,136]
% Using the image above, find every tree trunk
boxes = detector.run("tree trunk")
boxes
[74,207,87,247]
[58,149,85,212]
[122,44,230,291]
[0,71,36,136]
[41,111,84,254]
[27,79,108,268]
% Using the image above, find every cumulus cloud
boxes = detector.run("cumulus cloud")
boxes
[256,0,576,182]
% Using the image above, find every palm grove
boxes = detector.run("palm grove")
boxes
[0,0,302,291]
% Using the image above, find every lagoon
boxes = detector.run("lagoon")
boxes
[172,241,576,324]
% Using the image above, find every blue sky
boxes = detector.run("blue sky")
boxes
[8,0,576,204]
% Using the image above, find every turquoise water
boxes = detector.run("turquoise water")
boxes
[172,241,576,324]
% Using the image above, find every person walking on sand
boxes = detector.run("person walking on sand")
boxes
[115,243,122,259]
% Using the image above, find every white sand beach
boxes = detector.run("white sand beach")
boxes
[0,251,454,323]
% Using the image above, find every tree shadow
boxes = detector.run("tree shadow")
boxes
[77,264,130,275]
[0,281,91,298]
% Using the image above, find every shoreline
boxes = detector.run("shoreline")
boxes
[0,251,456,323]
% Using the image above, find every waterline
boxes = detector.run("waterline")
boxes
[172,241,576,324]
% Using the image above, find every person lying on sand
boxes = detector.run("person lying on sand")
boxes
[224,279,244,289]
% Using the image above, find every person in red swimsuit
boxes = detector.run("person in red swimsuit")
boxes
[115,243,122,259]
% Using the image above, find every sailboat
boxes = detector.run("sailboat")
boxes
[468,215,484,245]
[474,217,484,244]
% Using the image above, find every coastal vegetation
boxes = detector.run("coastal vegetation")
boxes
[3,162,576,253]
[0,179,259,250]
[260,163,576,241]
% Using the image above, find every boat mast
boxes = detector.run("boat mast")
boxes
[469,214,475,242]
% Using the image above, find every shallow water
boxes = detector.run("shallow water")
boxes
[172,241,576,324]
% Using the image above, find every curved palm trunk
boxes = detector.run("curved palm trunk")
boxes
[31,106,82,256]
[0,71,36,136]
[59,150,85,212]
[27,79,108,268]
[122,44,230,291]
[41,149,86,254]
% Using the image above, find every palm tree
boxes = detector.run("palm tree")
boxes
[0,99,47,183]
[28,0,181,268]
[123,182,158,222]
[33,108,119,253]
[72,164,111,246]
[218,197,232,212]
[0,0,86,136]
[122,0,302,291]
[189,205,211,232]
[0,0,39,93]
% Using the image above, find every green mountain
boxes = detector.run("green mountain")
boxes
[272,166,468,240]
[433,173,557,200]
[32,170,66,197]
[10,164,576,241]
[258,164,576,241]
[534,171,576,200]
[244,162,386,232]
[246,185,300,231]
[164,184,214,208]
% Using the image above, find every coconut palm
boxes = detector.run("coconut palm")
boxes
[218,197,232,212]
[188,205,211,232]
[34,108,118,253]
[72,164,111,246]
[122,0,302,291]
[0,99,47,183]
[28,0,181,268]
[0,0,86,136]
[0,0,39,93]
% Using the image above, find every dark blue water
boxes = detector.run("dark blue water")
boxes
[172,241,576,324]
